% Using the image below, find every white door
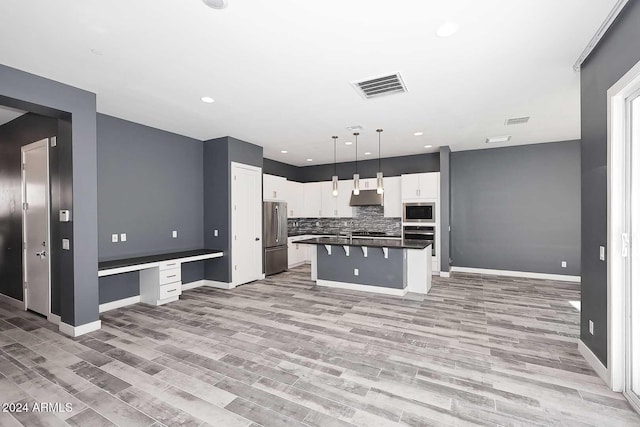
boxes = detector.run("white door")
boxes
[232,162,263,286]
[22,139,51,317]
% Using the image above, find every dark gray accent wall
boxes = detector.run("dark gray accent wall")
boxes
[264,152,440,183]
[580,0,640,365]
[0,64,98,327]
[203,136,263,283]
[450,141,581,276]
[439,146,451,273]
[317,246,404,289]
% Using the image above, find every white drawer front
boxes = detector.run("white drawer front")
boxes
[159,283,182,300]
[160,260,180,271]
[160,267,181,285]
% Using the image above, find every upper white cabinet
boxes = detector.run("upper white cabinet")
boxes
[263,174,287,201]
[383,176,401,218]
[303,182,323,218]
[337,180,354,217]
[320,181,336,217]
[286,180,304,218]
[359,178,376,191]
[401,172,439,200]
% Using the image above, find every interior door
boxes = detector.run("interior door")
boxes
[232,163,262,285]
[22,139,50,316]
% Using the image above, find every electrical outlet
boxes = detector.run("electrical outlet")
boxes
[62,239,70,250]
[354,268,359,276]
[589,320,594,335]
[600,246,606,261]
[316,221,320,227]
[214,229,219,237]
[561,261,567,268]
[172,230,178,238]
[111,234,118,243]
[120,233,127,242]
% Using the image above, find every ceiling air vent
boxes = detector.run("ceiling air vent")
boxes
[505,116,530,126]
[352,72,408,99]
[486,135,512,144]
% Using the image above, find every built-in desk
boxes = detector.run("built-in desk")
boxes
[98,249,223,306]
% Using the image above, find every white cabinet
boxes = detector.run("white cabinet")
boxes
[321,181,336,217]
[303,182,323,218]
[286,180,304,218]
[401,172,439,200]
[359,178,376,191]
[288,237,307,268]
[337,180,354,217]
[263,174,287,201]
[140,265,182,306]
[383,176,402,218]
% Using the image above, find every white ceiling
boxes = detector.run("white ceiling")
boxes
[0,105,26,127]
[0,0,615,165]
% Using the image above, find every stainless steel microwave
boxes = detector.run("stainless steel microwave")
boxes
[403,202,436,223]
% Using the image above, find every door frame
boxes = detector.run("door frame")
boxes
[21,138,52,319]
[230,161,263,287]
[608,57,640,405]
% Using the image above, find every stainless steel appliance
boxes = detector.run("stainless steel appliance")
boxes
[403,202,436,223]
[263,201,288,276]
[403,225,436,256]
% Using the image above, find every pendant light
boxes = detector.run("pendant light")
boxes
[331,136,339,197]
[376,129,384,195]
[353,132,360,195]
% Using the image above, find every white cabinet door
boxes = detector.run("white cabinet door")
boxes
[286,180,304,218]
[401,174,421,200]
[359,178,376,191]
[337,180,354,217]
[287,237,301,268]
[303,182,323,218]
[263,174,287,201]
[420,172,440,199]
[383,176,402,218]
[321,181,337,217]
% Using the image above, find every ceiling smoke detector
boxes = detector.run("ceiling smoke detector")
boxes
[202,0,228,9]
[505,116,530,126]
[352,72,408,99]
[486,135,512,144]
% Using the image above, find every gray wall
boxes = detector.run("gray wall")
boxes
[439,146,451,273]
[580,0,640,365]
[450,141,581,276]
[204,136,263,283]
[264,152,440,182]
[0,64,98,327]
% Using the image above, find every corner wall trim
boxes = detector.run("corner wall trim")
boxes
[440,271,451,278]
[0,293,24,309]
[316,279,408,297]
[579,339,610,387]
[181,280,206,291]
[59,320,102,337]
[204,280,236,290]
[98,296,141,313]
[450,266,580,283]
[47,313,61,325]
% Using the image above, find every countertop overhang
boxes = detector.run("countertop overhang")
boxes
[294,237,430,250]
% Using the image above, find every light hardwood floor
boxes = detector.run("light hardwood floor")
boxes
[1,265,639,426]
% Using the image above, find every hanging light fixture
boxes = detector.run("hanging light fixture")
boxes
[331,136,339,197]
[353,132,360,195]
[376,129,384,194]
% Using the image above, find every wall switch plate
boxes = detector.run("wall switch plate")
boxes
[600,246,606,261]
[111,234,119,243]
[62,239,70,250]
[172,230,178,238]
[589,320,594,335]
[354,268,359,276]
[561,261,567,268]
[214,229,219,237]
[120,233,127,242]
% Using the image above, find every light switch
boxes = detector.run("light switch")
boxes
[62,239,70,250]
[214,229,219,237]
[172,230,178,238]
[111,234,119,243]
[120,233,127,242]
[59,210,71,222]
[599,246,606,261]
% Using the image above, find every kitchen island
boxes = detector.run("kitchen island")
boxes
[295,236,431,295]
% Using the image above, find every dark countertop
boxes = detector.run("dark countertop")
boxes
[294,237,430,250]
[99,249,223,271]
[289,232,402,238]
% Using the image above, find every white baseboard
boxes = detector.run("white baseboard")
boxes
[288,262,306,269]
[579,339,610,387]
[99,296,141,313]
[450,266,581,282]
[204,280,236,290]
[0,292,24,309]
[440,271,451,278]
[59,319,102,337]
[47,313,61,325]
[181,280,206,291]
[316,279,408,297]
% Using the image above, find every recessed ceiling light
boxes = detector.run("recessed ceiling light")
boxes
[414,132,423,136]
[424,145,433,149]
[306,158,313,162]
[280,150,288,154]
[201,96,215,103]
[345,141,353,145]
[202,0,228,9]
[364,152,372,156]
[436,22,459,38]
[486,135,512,144]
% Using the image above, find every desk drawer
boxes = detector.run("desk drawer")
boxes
[160,268,181,285]
[159,283,181,300]
[160,260,180,271]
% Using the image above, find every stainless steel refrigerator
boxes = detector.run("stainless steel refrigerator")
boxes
[263,201,288,276]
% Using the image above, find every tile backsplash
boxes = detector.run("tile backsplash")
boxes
[288,206,401,236]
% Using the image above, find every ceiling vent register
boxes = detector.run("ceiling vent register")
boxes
[353,73,408,99]
[505,116,530,125]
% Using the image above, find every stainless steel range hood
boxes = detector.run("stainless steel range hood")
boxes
[349,189,384,206]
